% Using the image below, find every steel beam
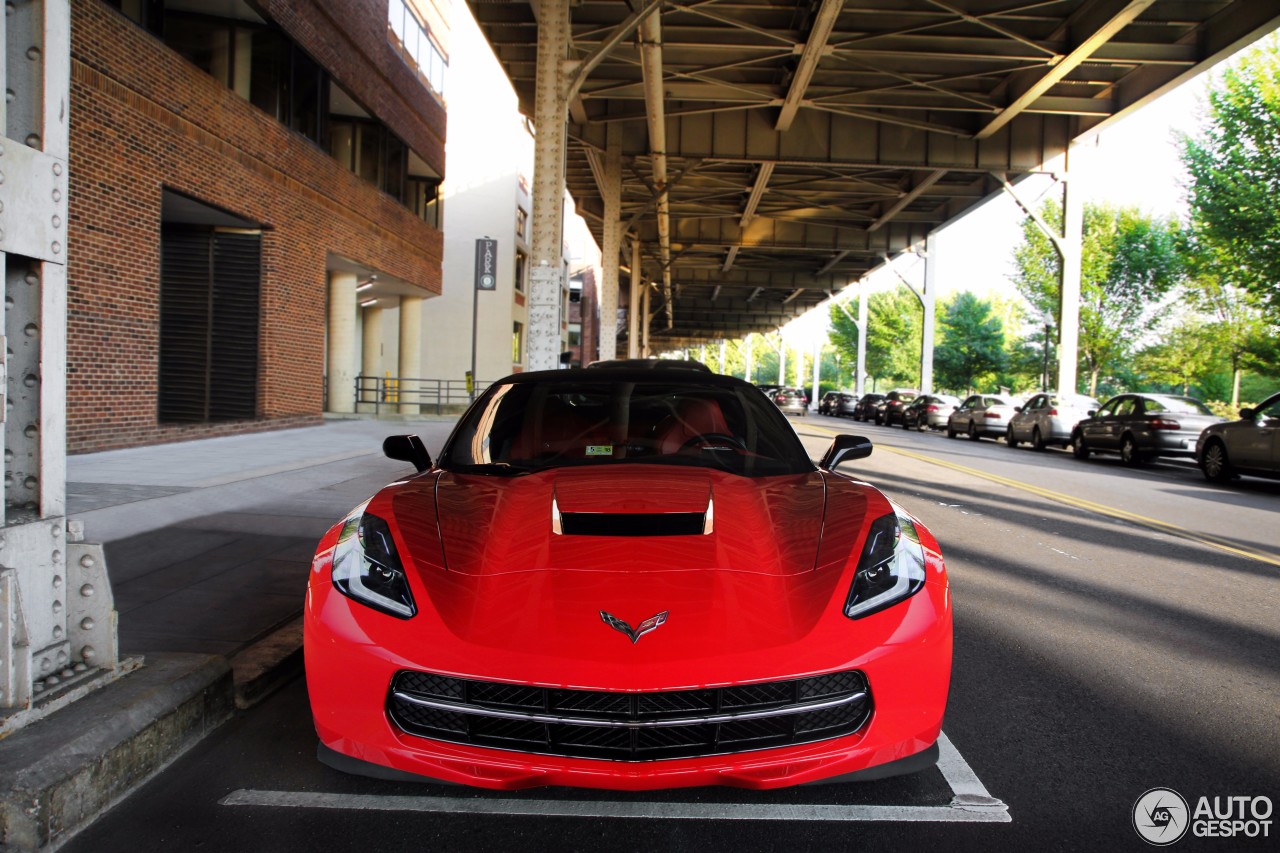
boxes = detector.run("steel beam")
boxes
[776,0,845,132]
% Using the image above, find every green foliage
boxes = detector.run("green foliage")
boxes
[933,292,1007,393]
[827,287,922,387]
[1010,202,1185,394]
[1181,37,1280,321]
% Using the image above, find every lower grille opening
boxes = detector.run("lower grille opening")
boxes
[387,670,872,761]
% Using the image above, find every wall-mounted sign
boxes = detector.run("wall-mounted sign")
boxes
[475,238,498,290]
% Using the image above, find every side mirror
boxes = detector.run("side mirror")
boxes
[819,435,873,471]
[1240,408,1257,421]
[1087,410,1097,418]
[383,434,432,472]
[1014,406,1023,413]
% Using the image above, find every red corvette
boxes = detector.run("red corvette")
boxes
[304,366,951,789]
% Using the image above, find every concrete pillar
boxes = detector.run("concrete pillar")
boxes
[921,233,938,394]
[600,125,622,362]
[399,296,424,414]
[327,272,358,413]
[628,239,641,358]
[361,305,384,403]
[526,0,571,371]
[1059,144,1083,395]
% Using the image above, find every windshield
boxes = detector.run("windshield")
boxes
[439,378,815,477]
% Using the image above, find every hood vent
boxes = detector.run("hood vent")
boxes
[559,511,706,537]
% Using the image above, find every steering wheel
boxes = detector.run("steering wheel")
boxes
[680,432,747,451]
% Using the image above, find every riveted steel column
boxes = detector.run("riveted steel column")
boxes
[526,0,571,372]
[1,0,116,722]
[326,272,358,413]
[920,233,938,395]
[628,239,641,358]
[641,282,651,356]
[599,125,622,361]
[1058,146,1083,396]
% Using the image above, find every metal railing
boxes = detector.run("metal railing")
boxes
[353,375,494,415]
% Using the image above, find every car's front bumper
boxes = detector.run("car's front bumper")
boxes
[305,576,951,790]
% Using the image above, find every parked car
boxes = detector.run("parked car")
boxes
[1006,392,1100,450]
[1071,393,1225,466]
[902,394,961,431]
[851,393,886,422]
[772,387,809,417]
[818,391,847,416]
[946,394,1018,440]
[306,365,952,788]
[878,389,920,426]
[836,392,860,418]
[1196,392,1280,483]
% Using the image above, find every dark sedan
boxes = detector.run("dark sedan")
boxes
[878,390,920,426]
[851,393,886,422]
[1071,393,1225,466]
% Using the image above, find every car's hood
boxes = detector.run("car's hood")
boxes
[414,465,833,577]
[370,467,895,668]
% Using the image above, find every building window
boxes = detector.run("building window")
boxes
[512,322,523,364]
[514,250,527,293]
[159,225,261,422]
[516,207,528,241]
[387,0,448,98]
[568,323,582,347]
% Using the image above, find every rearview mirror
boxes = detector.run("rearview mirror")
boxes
[383,434,432,472]
[819,435,873,471]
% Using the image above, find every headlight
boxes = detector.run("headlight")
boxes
[844,511,927,619]
[331,502,416,619]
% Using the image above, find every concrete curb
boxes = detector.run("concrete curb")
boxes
[229,617,304,710]
[0,654,233,851]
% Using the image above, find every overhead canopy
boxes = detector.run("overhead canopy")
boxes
[468,0,1280,343]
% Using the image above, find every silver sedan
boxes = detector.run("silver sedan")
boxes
[1197,392,1280,483]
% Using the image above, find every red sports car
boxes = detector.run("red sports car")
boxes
[304,366,951,790]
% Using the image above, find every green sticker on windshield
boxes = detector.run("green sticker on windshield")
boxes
[585,445,613,456]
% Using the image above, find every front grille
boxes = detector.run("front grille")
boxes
[388,670,872,761]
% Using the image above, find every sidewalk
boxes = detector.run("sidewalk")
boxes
[3,416,465,849]
[69,416,460,658]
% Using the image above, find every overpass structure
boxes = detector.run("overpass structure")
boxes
[468,0,1280,390]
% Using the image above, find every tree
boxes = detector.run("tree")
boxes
[933,292,1006,393]
[828,287,922,388]
[1010,202,1184,395]
[1181,38,1280,321]
[1133,317,1218,396]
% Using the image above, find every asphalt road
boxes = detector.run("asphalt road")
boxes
[65,415,1279,853]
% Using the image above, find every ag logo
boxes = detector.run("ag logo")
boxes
[1133,788,1190,846]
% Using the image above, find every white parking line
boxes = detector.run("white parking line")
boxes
[220,732,1010,823]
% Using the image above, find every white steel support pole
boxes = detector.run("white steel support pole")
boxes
[744,335,754,382]
[599,125,622,361]
[810,336,821,410]
[527,0,572,371]
[718,340,727,374]
[856,283,868,398]
[327,272,357,413]
[628,240,641,358]
[921,233,938,394]
[777,342,786,385]
[641,283,652,356]
[1059,148,1083,396]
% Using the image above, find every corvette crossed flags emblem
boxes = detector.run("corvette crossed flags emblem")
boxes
[600,610,669,644]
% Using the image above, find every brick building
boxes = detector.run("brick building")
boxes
[68,0,447,451]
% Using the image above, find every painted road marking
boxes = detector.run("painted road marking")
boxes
[797,426,1280,569]
[221,732,1010,823]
